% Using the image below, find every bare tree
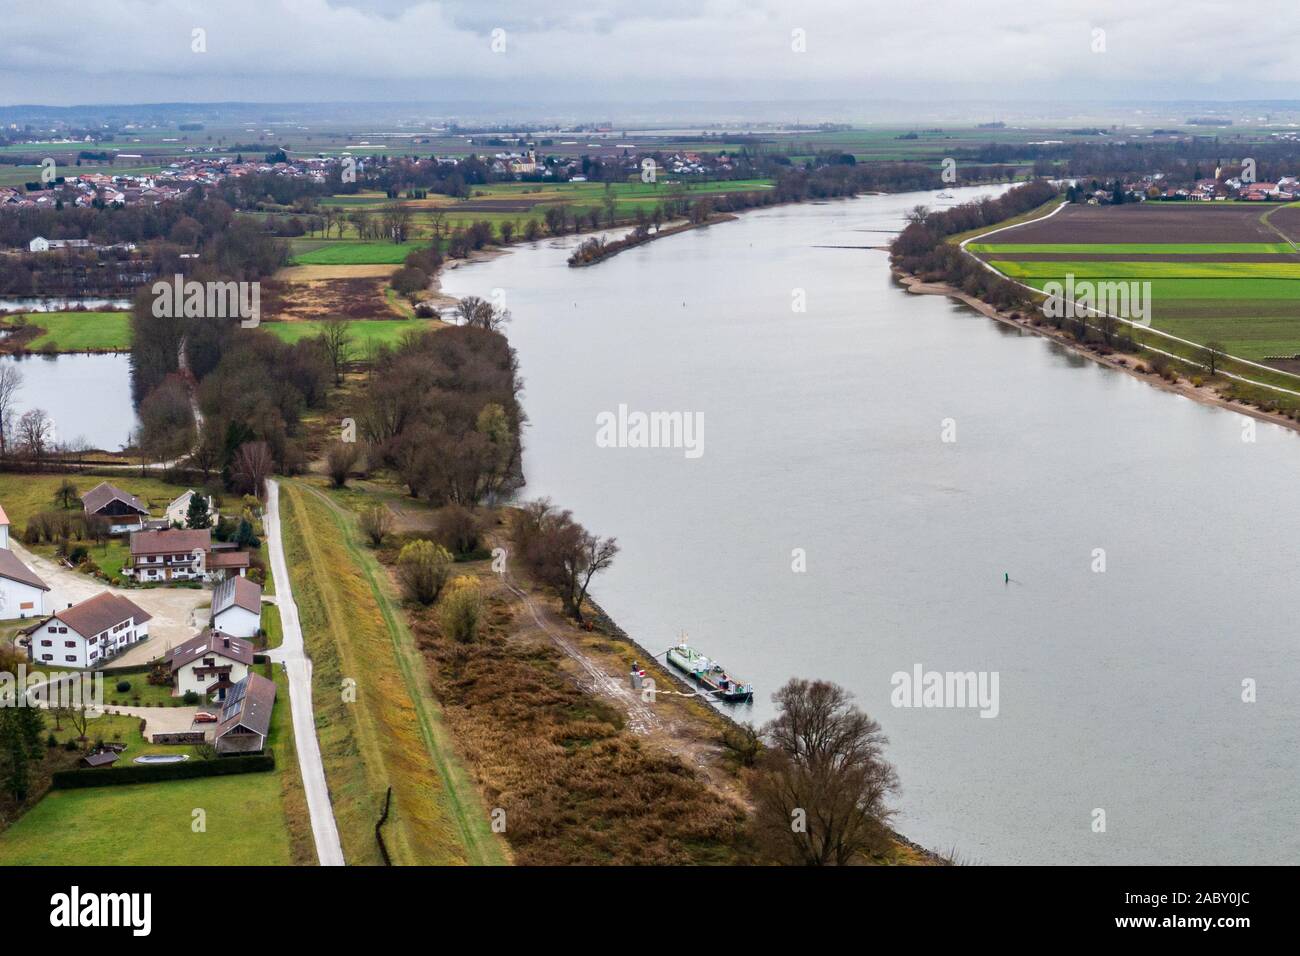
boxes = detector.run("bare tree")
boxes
[512,499,617,623]
[16,408,52,464]
[455,295,510,332]
[233,441,274,499]
[750,679,900,866]
[320,317,354,386]
[1205,340,1225,376]
[0,365,22,460]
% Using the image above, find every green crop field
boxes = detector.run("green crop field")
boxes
[262,318,437,347]
[994,260,1300,280]
[289,241,414,265]
[17,311,132,351]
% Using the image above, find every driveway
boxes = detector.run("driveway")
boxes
[11,541,209,664]
[264,479,345,866]
[100,704,204,740]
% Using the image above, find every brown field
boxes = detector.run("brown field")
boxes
[1265,205,1300,243]
[995,202,1285,244]
[264,277,405,322]
[275,263,401,281]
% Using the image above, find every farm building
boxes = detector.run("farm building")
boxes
[210,577,262,638]
[124,529,248,583]
[81,481,149,534]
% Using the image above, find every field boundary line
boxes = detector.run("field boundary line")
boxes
[958,202,1300,396]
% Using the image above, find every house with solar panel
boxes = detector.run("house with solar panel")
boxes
[213,673,276,754]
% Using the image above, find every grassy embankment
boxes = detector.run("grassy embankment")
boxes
[278,478,506,866]
[0,669,313,865]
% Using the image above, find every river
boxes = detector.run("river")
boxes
[441,184,1300,865]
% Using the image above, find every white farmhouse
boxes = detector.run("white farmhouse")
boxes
[29,236,50,252]
[165,630,254,700]
[210,577,262,638]
[26,593,151,668]
[164,489,216,528]
[0,548,50,619]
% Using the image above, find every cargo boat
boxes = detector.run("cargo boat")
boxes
[666,639,754,702]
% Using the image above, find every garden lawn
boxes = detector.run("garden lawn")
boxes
[0,671,306,865]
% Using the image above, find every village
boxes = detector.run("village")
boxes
[0,481,274,769]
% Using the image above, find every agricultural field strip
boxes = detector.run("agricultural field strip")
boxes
[970,242,1295,254]
[989,260,1300,279]
[957,205,1300,391]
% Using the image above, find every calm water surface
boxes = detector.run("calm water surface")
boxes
[0,353,137,452]
[441,186,1300,865]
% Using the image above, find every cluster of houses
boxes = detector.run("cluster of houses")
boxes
[1104,172,1300,204]
[0,153,345,213]
[0,482,273,757]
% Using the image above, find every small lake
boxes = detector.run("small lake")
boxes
[0,353,137,452]
[0,297,131,313]
[442,185,1300,865]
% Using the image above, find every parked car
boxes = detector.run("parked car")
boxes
[193,711,218,723]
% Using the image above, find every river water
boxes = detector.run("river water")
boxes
[442,184,1300,865]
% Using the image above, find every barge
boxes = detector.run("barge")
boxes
[666,639,754,703]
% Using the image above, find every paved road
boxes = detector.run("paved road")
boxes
[263,479,345,866]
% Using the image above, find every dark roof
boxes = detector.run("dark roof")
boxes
[129,528,211,556]
[212,577,262,619]
[215,673,276,740]
[208,551,249,569]
[166,630,255,672]
[55,593,151,638]
[81,751,119,767]
[0,548,49,591]
[81,482,147,516]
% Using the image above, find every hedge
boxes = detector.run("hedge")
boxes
[51,750,275,789]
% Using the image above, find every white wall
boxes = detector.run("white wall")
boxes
[175,657,250,697]
[0,578,45,619]
[212,605,261,639]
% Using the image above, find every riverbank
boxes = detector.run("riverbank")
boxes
[568,214,738,267]
[896,271,1300,438]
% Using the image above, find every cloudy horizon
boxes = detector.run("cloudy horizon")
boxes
[4,0,1300,110]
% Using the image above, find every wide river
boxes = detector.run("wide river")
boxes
[443,184,1300,865]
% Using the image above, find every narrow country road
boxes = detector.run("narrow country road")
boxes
[263,479,345,866]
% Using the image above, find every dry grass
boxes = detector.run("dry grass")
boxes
[280,482,474,865]
[409,572,752,865]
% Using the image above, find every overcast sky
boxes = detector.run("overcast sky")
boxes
[4,0,1300,110]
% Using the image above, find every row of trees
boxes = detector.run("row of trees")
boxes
[890,179,1060,311]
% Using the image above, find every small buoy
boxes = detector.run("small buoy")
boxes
[1004,572,1009,584]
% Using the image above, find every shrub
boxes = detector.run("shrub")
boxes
[359,504,394,548]
[182,690,200,705]
[435,504,482,556]
[115,679,131,693]
[397,539,453,605]
[438,576,482,643]
[46,733,58,749]
[51,751,275,789]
